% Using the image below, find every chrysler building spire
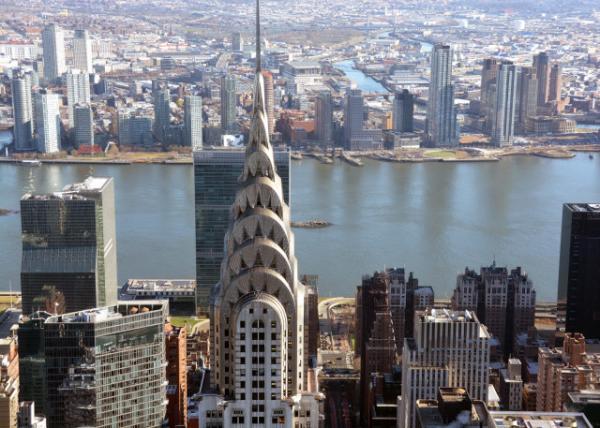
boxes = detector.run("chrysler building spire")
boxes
[202,0,323,426]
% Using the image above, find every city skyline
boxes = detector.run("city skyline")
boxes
[0,1,599,427]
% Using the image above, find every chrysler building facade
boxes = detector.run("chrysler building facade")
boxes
[196,1,322,426]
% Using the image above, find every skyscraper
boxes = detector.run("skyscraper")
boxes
[516,67,538,134]
[558,203,600,339]
[344,88,364,147]
[452,264,535,358]
[548,63,562,103]
[426,44,458,147]
[492,62,520,147]
[33,90,61,153]
[41,24,66,82]
[261,70,275,134]
[220,75,237,132]
[355,271,397,426]
[11,71,34,151]
[73,29,93,74]
[43,301,168,428]
[533,52,550,110]
[201,3,322,425]
[153,81,171,143]
[193,148,289,315]
[393,89,414,133]
[232,32,244,52]
[66,69,91,128]
[400,309,490,428]
[73,103,94,146]
[20,177,118,315]
[481,58,499,133]
[185,95,203,150]
[315,91,333,147]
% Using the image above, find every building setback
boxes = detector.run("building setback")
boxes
[20,177,118,315]
[400,309,490,428]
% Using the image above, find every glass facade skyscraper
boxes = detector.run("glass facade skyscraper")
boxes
[43,301,168,428]
[193,148,290,315]
[20,177,118,315]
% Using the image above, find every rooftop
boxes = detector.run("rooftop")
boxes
[22,177,111,201]
[421,308,477,323]
[46,301,167,324]
[566,203,600,213]
[123,279,196,292]
[489,412,592,428]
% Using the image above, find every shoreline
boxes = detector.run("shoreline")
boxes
[0,145,597,166]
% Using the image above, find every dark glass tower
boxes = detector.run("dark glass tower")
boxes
[20,177,118,315]
[193,149,290,315]
[558,203,600,339]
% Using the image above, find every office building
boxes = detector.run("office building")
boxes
[393,89,414,133]
[516,67,538,134]
[185,95,203,150]
[17,312,50,417]
[117,109,154,145]
[261,70,275,134]
[41,24,65,82]
[20,177,118,315]
[153,81,171,143]
[548,64,562,103]
[492,62,520,146]
[73,103,94,146]
[11,72,34,151]
[193,148,289,315]
[315,91,333,147]
[0,337,19,428]
[72,29,93,74]
[344,88,364,148]
[33,91,61,153]
[537,333,600,413]
[481,58,500,131]
[66,69,91,128]
[499,359,523,411]
[44,302,168,428]
[355,271,398,427]
[281,61,322,94]
[400,309,490,428]
[558,203,600,339]
[220,75,237,132]
[232,32,244,52]
[165,324,187,428]
[533,52,550,110]
[200,5,322,424]
[452,263,535,358]
[304,283,320,366]
[426,44,458,147]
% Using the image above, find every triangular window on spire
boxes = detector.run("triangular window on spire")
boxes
[255,251,264,267]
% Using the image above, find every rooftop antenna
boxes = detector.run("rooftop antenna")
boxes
[256,0,261,72]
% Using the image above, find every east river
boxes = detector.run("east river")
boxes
[1,154,599,301]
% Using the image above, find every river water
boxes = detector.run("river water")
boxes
[1,154,599,301]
